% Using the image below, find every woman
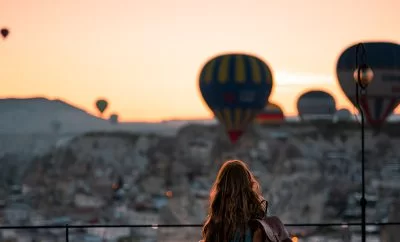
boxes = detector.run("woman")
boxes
[201,160,291,242]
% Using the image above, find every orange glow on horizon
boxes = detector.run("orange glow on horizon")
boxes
[1,0,399,122]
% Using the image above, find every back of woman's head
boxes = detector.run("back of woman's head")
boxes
[202,160,266,242]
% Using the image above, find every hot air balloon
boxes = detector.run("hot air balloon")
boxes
[109,113,119,124]
[255,102,285,124]
[1,28,9,39]
[199,53,273,143]
[297,90,336,121]
[333,108,353,123]
[95,99,108,117]
[337,42,400,129]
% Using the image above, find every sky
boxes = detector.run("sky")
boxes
[0,0,399,122]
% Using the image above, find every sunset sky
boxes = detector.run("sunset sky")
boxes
[1,0,399,121]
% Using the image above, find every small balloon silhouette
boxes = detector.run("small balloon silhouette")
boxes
[1,28,9,39]
[95,98,108,115]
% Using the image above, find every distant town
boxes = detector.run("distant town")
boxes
[0,120,398,241]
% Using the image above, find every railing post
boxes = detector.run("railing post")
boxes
[354,43,373,242]
[65,224,69,242]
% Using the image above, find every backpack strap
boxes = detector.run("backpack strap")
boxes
[251,219,279,242]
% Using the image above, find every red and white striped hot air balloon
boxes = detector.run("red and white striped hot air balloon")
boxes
[336,42,400,129]
[255,102,285,124]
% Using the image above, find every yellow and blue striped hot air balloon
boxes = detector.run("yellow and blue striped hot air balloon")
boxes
[255,102,285,124]
[199,53,273,143]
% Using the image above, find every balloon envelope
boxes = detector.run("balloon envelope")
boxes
[297,90,336,121]
[255,102,285,124]
[0,28,9,39]
[109,114,119,124]
[336,42,400,128]
[334,108,353,122]
[95,99,108,114]
[199,53,273,143]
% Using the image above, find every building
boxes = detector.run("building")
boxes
[4,203,31,225]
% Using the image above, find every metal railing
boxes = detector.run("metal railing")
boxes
[0,222,399,241]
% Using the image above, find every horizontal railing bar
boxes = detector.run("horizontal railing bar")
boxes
[0,222,400,229]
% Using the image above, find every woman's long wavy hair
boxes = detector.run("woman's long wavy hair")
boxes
[202,160,267,242]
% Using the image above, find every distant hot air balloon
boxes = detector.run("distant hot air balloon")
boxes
[297,90,336,121]
[255,102,285,124]
[336,42,400,129]
[1,28,9,39]
[334,108,353,123]
[109,113,119,124]
[95,99,108,117]
[199,53,273,143]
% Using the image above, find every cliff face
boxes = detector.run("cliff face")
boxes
[16,124,400,227]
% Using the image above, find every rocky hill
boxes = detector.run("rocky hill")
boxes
[17,123,400,227]
[0,97,177,135]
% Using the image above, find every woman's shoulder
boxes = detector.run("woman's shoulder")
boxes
[252,227,264,242]
[265,216,290,240]
[265,216,284,225]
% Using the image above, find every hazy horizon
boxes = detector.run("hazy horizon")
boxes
[1,0,400,121]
